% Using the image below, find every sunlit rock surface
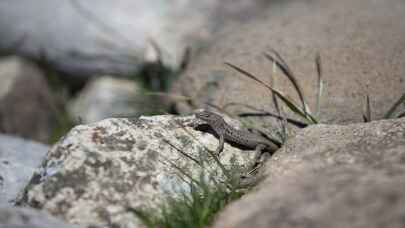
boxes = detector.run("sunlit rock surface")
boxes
[18,114,254,227]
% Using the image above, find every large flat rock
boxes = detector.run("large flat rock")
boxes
[172,0,405,129]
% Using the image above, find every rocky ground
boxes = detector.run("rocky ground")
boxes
[1,0,405,227]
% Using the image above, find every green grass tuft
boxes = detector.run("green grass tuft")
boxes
[362,92,405,122]
[129,118,249,228]
[130,160,245,228]
[131,175,243,228]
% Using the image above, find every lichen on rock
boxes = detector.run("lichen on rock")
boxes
[18,114,254,227]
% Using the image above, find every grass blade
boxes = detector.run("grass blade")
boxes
[275,90,317,123]
[363,94,371,122]
[315,53,323,117]
[162,139,201,166]
[270,58,281,120]
[269,61,287,142]
[224,62,269,90]
[225,62,318,124]
[126,207,156,228]
[164,157,203,188]
[222,102,308,128]
[268,48,291,73]
[384,93,405,119]
[264,51,310,117]
[397,110,405,118]
[238,112,307,128]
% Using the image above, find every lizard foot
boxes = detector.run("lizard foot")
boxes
[239,170,266,188]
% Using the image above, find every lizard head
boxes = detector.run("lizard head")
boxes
[194,110,222,122]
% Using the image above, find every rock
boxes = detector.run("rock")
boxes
[0,0,270,77]
[0,134,50,206]
[172,0,405,129]
[212,117,405,228]
[68,76,157,124]
[215,166,405,228]
[17,114,255,227]
[0,56,60,143]
[0,206,82,228]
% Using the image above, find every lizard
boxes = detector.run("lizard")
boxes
[194,109,280,170]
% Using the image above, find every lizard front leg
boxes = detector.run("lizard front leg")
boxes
[214,134,225,156]
[249,144,267,172]
[239,144,268,187]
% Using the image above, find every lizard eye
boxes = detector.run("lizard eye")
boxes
[196,110,211,119]
[195,110,221,122]
[205,112,213,118]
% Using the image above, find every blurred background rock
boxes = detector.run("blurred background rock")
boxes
[0,0,270,143]
[0,0,270,77]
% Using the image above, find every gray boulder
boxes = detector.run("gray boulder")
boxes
[18,114,254,227]
[0,0,270,77]
[0,56,60,143]
[0,206,82,228]
[213,117,405,228]
[172,0,405,129]
[68,76,157,124]
[0,134,49,206]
